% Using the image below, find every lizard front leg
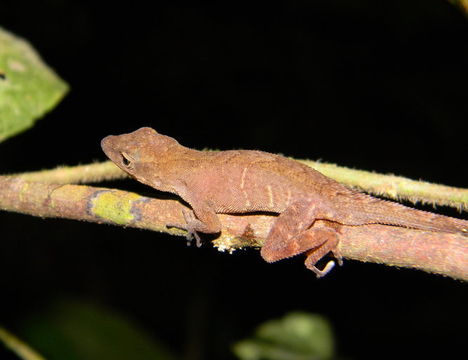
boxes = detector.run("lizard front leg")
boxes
[260,198,342,277]
[169,195,222,247]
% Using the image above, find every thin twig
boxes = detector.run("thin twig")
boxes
[302,160,468,211]
[9,161,123,184]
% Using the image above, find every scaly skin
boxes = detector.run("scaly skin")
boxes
[102,127,468,277]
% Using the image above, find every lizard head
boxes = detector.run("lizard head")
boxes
[101,127,180,189]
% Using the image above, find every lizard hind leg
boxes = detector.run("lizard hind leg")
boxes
[262,224,341,277]
[261,198,341,276]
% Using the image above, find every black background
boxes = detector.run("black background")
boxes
[1,1,467,359]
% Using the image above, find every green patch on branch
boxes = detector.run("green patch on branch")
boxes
[91,190,142,225]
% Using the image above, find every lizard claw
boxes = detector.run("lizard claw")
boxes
[307,260,336,278]
[333,249,343,266]
[166,222,202,247]
[188,230,202,247]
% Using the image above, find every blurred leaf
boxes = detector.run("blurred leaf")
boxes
[233,312,335,360]
[0,27,68,143]
[19,300,176,360]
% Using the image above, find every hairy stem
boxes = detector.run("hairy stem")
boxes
[9,161,123,184]
[302,160,468,211]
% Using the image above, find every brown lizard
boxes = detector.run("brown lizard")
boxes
[101,127,468,277]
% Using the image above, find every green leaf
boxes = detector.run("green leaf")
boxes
[0,27,69,142]
[19,300,177,360]
[233,312,335,360]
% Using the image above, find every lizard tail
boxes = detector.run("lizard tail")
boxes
[343,194,468,236]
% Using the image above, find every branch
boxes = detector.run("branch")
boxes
[1,176,466,281]
[9,161,123,184]
[10,160,468,211]
[300,160,468,211]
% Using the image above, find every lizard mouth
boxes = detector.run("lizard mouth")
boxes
[101,136,126,167]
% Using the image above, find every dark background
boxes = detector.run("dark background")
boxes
[1,1,467,359]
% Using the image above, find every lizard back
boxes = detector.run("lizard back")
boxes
[203,150,468,235]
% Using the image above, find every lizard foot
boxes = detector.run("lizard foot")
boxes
[307,260,336,278]
[303,231,340,278]
[181,209,203,247]
[166,209,202,247]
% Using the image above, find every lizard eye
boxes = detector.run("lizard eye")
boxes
[120,152,135,169]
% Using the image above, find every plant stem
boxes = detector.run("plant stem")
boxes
[0,176,466,280]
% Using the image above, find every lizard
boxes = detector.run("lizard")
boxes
[101,127,468,277]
